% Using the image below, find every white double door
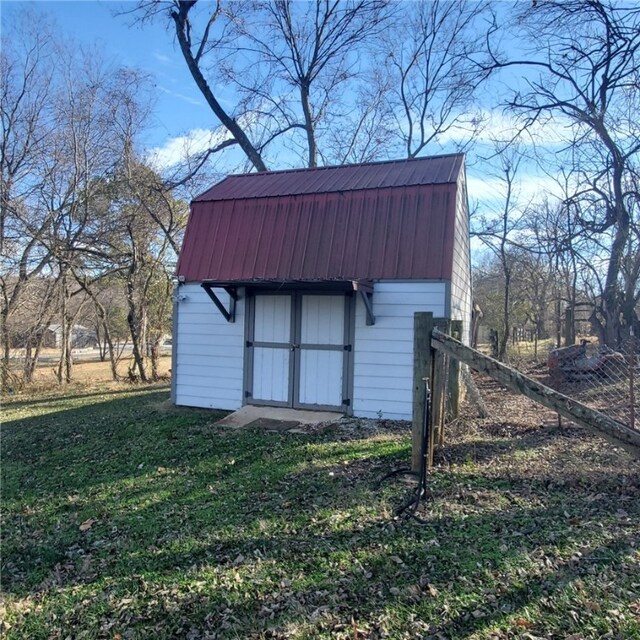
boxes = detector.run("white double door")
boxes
[248,292,350,411]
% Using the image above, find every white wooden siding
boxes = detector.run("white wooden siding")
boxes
[252,295,292,402]
[450,169,472,343]
[176,281,450,418]
[254,295,291,343]
[297,294,345,407]
[174,283,244,410]
[252,347,290,402]
[352,281,446,420]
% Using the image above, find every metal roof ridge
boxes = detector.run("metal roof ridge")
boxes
[225,152,465,179]
[195,181,460,203]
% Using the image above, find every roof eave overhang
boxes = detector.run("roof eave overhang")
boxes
[196,278,376,325]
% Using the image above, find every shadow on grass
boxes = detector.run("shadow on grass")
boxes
[7,490,635,638]
[2,387,639,639]
[436,421,619,469]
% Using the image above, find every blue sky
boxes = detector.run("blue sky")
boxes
[2,1,563,215]
[3,1,214,150]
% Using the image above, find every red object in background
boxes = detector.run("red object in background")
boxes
[548,339,626,378]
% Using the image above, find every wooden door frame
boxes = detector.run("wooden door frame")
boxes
[243,289,355,414]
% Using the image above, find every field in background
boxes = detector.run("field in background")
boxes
[2,374,639,639]
[5,354,172,390]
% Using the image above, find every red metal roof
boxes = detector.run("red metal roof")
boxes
[177,154,465,283]
[194,154,463,201]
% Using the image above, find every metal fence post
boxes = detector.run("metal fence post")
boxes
[630,327,636,432]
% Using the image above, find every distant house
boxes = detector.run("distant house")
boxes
[45,325,97,349]
[172,154,471,420]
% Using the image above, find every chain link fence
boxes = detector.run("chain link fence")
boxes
[529,337,639,432]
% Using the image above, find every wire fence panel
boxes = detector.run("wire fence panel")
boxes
[434,329,640,458]
[536,338,639,432]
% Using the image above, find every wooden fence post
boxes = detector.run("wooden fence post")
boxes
[448,320,463,421]
[431,319,450,459]
[412,312,433,472]
[430,349,445,463]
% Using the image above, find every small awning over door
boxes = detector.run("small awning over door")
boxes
[200,279,374,325]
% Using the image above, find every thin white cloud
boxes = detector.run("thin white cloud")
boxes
[475,110,573,146]
[148,127,232,169]
[436,110,574,147]
[158,85,203,106]
[147,113,260,170]
[153,51,179,67]
[467,173,563,208]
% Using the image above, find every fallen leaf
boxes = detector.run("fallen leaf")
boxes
[515,618,532,628]
[79,519,96,532]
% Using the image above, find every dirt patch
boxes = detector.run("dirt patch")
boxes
[299,416,411,440]
[443,372,636,475]
[245,418,302,432]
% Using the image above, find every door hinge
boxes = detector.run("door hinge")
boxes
[342,398,351,406]
[245,390,252,398]
[344,344,352,352]
[246,340,253,348]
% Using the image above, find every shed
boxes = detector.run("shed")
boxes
[172,154,471,419]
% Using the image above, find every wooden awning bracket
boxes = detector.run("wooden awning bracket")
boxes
[352,280,375,325]
[201,283,238,323]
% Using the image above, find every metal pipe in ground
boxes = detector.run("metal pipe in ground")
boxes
[630,328,636,432]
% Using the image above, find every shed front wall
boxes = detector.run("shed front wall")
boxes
[174,283,245,410]
[173,280,447,420]
[352,281,446,420]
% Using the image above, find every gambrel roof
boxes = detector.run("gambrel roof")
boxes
[177,154,465,283]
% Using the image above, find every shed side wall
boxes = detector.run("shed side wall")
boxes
[174,283,244,410]
[449,170,472,343]
[352,281,446,420]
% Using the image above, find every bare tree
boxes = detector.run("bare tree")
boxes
[225,0,391,167]
[488,0,640,346]
[472,140,528,360]
[383,0,492,158]
[0,13,56,387]
[128,0,392,169]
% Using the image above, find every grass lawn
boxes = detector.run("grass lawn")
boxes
[2,379,639,639]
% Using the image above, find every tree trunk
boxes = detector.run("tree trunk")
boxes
[126,277,147,383]
[101,318,119,381]
[171,3,267,173]
[300,82,317,168]
[150,336,160,381]
[56,286,68,384]
[96,321,107,361]
[1,306,11,389]
[498,269,510,361]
